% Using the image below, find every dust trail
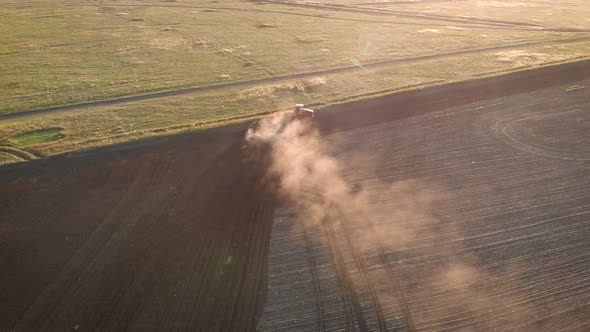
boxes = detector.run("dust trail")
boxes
[246,113,415,330]
[246,113,533,331]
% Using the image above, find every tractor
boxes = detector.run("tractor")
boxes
[293,104,314,119]
[249,104,314,131]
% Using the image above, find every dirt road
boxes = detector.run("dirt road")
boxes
[2,38,589,120]
[1,62,589,330]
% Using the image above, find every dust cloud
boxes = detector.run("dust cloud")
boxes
[247,113,350,219]
[245,114,531,330]
[245,112,443,258]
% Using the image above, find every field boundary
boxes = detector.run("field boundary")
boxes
[1,58,588,171]
[317,57,590,132]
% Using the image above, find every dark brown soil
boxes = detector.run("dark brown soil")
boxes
[0,129,277,331]
[259,75,590,331]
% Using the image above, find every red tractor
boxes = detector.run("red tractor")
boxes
[249,104,315,131]
[293,104,315,119]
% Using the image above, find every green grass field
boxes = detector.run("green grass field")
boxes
[0,0,589,163]
[10,128,65,147]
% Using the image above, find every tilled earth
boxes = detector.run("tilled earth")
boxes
[1,64,589,331]
[0,128,277,331]
[259,78,590,331]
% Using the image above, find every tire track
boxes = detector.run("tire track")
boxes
[14,158,166,330]
[491,109,590,161]
[362,216,417,332]
[332,184,416,331]
[72,2,563,31]
[255,0,543,28]
[3,36,590,120]
[334,208,388,332]
[300,219,326,332]
[320,214,366,331]
[9,134,274,330]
